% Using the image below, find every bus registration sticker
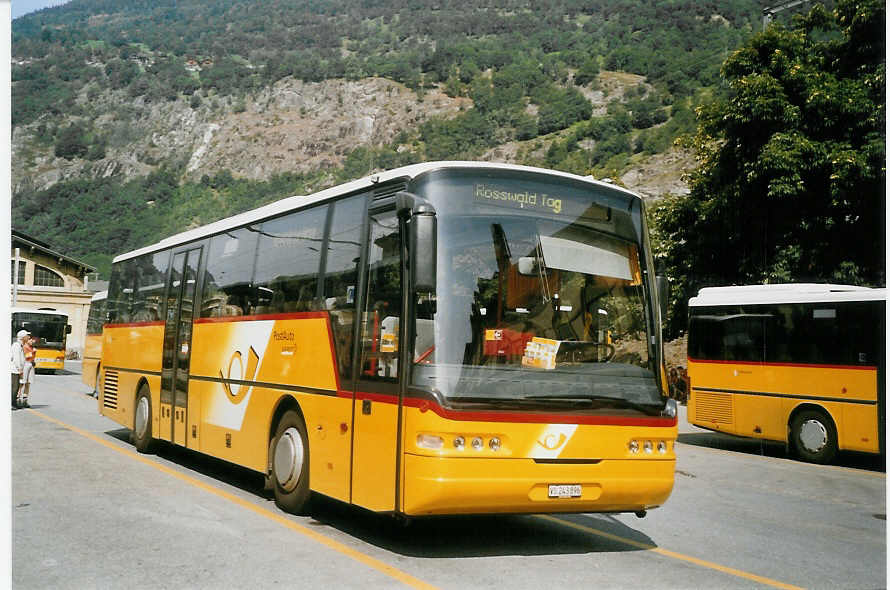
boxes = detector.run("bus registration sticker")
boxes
[548,484,582,498]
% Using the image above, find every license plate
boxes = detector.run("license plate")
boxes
[36,358,53,364]
[548,484,582,498]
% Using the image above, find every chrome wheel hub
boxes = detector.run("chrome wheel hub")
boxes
[799,419,828,453]
[135,396,150,440]
[274,427,304,492]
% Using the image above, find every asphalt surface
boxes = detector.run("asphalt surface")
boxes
[9,363,886,589]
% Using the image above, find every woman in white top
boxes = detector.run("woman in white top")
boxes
[10,330,27,410]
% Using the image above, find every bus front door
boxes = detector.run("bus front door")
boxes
[160,247,202,446]
[351,207,404,512]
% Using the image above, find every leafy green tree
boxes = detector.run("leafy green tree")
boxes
[54,124,88,159]
[652,0,885,336]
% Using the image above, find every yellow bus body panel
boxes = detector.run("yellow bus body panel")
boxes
[351,398,400,511]
[401,406,677,515]
[688,360,879,454]
[33,346,66,371]
[188,317,342,470]
[81,333,102,390]
[99,324,164,432]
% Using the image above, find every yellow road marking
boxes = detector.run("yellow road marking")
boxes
[28,410,438,590]
[537,515,803,590]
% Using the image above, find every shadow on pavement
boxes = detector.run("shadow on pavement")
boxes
[678,431,885,473]
[104,427,656,557]
[305,495,653,558]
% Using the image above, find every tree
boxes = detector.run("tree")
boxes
[54,124,88,159]
[652,0,885,337]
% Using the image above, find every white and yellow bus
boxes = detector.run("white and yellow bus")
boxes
[10,307,71,372]
[687,284,886,463]
[99,162,677,517]
[82,290,107,395]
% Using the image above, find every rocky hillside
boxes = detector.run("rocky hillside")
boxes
[13,70,692,199]
[12,76,467,192]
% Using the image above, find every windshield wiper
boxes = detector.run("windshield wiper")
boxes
[523,394,659,414]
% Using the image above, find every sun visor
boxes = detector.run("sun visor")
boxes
[539,235,632,281]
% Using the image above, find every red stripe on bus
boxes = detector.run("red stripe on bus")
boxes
[104,321,166,328]
[193,311,330,324]
[337,391,676,427]
[687,357,878,371]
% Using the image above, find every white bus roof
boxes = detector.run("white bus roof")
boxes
[112,161,640,264]
[689,284,887,307]
[9,307,69,317]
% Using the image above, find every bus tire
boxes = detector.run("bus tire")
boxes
[791,409,837,464]
[132,384,154,454]
[270,410,311,514]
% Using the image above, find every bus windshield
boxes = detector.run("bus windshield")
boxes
[412,172,660,411]
[13,313,68,348]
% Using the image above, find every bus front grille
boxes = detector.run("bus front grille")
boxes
[693,391,733,424]
[103,370,119,410]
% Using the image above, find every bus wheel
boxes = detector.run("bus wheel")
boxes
[132,384,154,454]
[791,409,837,464]
[271,410,311,514]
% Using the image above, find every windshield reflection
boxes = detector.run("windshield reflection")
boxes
[414,215,659,408]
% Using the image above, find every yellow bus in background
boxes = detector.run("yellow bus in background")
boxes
[82,290,107,396]
[687,284,886,463]
[99,162,677,518]
[10,307,71,373]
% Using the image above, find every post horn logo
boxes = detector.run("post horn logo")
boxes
[537,432,568,451]
[220,346,259,404]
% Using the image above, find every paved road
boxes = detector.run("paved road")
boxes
[10,367,886,589]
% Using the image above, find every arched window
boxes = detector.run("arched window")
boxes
[34,265,65,288]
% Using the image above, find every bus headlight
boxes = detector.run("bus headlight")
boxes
[657,441,668,454]
[628,440,640,454]
[489,437,501,451]
[471,436,484,451]
[453,436,465,450]
[643,441,653,454]
[662,399,678,419]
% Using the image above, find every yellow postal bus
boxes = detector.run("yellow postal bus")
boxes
[82,290,107,395]
[10,307,71,372]
[99,162,677,517]
[687,284,886,463]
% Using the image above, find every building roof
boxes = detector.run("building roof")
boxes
[11,229,96,274]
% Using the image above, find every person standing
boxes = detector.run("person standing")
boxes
[10,329,27,410]
[18,334,36,408]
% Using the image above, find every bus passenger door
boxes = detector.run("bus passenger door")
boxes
[160,247,202,446]
[351,207,403,512]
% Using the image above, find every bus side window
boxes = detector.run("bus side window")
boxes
[360,210,401,381]
[323,195,365,382]
[255,207,327,314]
[201,228,260,318]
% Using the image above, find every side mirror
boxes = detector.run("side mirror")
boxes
[66,324,73,334]
[655,275,669,323]
[396,192,437,293]
[411,204,437,292]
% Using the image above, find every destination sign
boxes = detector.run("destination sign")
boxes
[473,183,610,222]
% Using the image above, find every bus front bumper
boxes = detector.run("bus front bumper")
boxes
[402,453,675,516]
